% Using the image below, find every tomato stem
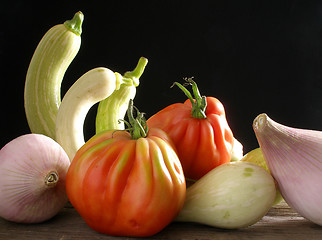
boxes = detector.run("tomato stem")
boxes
[172,78,207,119]
[125,99,149,139]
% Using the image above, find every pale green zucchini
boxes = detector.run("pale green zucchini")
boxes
[24,11,83,139]
[95,57,148,134]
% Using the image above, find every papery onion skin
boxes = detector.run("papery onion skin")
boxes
[0,134,70,223]
[253,113,322,226]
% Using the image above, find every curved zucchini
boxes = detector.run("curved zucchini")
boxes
[95,57,148,134]
[24,11,83,139]
[55,67,117,161]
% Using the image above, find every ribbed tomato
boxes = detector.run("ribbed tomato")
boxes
[147,79,234,180]
[65,101,186,237]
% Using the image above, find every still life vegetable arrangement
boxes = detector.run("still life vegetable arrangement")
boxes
[1,11,322,237]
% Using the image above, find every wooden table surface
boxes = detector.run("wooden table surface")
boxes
[0,201,321,240]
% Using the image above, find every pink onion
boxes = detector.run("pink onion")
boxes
[0,134,70,223]
[253,113,322,225]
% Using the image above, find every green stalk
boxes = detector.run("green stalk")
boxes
[123,57,148,82]
[172,78,207,119]
[64,11,84,36]
[124,99,148,140]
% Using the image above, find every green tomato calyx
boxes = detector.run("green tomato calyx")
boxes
[173,78,207,119]
[122,99,148,140]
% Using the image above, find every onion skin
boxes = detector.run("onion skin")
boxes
[0,134,70,223]
[253,113,322,226]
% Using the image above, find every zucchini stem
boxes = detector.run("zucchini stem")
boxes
[64,11,84,36]
[107,57,148,91]
[121,57,148,87]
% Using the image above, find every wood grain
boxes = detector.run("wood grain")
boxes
[0,201,321,240]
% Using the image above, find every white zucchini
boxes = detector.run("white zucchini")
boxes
[55,67,117,161]
[24,12,83,140]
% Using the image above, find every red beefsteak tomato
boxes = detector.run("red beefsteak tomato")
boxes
[65,101,186,237]
[147,79,234,180]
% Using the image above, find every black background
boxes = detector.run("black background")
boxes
[1,0,322,154]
